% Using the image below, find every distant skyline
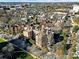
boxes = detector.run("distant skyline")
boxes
[0,0,79,2]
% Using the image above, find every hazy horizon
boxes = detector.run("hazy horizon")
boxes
[0,0,79,2]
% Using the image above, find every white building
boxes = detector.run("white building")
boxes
[70,5,79,14]
[73,5,79,13]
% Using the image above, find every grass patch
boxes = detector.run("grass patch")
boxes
[0,38,7,43]
[73,57,79,59]
[17,52,34,59]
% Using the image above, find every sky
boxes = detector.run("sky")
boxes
[0,0,79,2]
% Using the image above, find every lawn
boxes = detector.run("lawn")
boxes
[17,52,34,59]
[73,57,79,59]
[0,38,7,43]
[25,54,34,59]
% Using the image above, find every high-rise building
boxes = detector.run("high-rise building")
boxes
[35,24,48,49]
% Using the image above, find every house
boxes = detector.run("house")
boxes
[11,24,20,35]
[23,25,35,39]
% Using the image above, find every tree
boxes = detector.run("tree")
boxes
[73,17,79,25]
[73,25,79,33]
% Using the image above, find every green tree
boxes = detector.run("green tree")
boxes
[73,25,79,33]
